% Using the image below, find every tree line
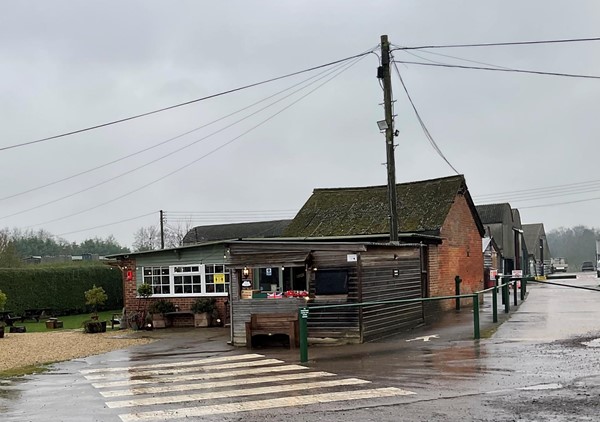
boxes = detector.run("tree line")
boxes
[546,225,599,271]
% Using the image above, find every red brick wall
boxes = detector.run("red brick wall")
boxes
[427,193,483,312]
[118,257,228,325]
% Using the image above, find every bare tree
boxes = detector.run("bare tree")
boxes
[132,226,162,252]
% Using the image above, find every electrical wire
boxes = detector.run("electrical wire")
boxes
[391,57,460,175]
[475,178,600,199]
[391,37,600,51]
[0,58,355,203]
[513,195,600,209]
[56,212,156,237]
[0,56,356,220]
[1,50,375,152]
[391,43,513,70]
[24,54,366,229]
[392,60,600,80]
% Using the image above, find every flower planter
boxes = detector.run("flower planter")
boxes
[84,320,107,333]
[194,312,212,328]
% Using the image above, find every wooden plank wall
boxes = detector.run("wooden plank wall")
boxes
[307,250,360,343]
[361,246,423,342]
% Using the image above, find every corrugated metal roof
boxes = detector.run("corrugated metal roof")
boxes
[183,219,292,244]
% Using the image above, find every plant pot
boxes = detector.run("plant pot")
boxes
[84,320,107,333]
[194,312,212,328]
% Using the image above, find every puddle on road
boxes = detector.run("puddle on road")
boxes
[581,338,600,348]
[518,383,563,391]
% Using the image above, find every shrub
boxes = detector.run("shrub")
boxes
[84,285,108,316]
[0,289,6,311]
[148,299,176,315]
[191,298,216,314]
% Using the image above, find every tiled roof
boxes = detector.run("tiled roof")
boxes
[284,175,483,237]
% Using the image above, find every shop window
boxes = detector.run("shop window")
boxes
[315,270,348,295]
[141,264,229,297]
[282,267,307,291]
[257,267,280,291]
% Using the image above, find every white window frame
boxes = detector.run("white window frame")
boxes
[141,264,229,298]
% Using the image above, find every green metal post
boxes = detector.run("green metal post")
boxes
[521,277,527,300]
[299,307,309,363]
[492,277,498,323]
[455,276,462,311]
[513,279,518,306]
[473,294,480,339]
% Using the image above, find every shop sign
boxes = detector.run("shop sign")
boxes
[214,273,225,284]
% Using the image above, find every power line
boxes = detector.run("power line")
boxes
[392,37,600,51]
[392,60,600,80]
[56,212,156,237]
[392,44,513,70]
[515,195,600,210]
[0,59,352,203]
[25,55,365,229]
[0,55,354,206]
[391,57,460,175]
[0,57,356,220]
[475,178,600,199]
[1,50,375,152]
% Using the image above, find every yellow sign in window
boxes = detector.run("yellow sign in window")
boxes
[214,273,225,284]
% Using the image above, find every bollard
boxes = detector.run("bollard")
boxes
[492,277,498,323]
[473,293,480,340]
[503,277,510,313]
[299,307,309,363]
[513,279,518,306]
[521,277,527,300]
[455,276,462,311]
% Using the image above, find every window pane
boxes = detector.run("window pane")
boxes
[184,285,192,293]
[174,285,183,294]
[192,285,201,293]
[215,265,224,273]
[161,268,169,275]
[206,284,215,293]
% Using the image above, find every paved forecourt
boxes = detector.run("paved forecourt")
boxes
[81,352,416,421]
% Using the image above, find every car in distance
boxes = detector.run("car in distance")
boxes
[581,261,595,272]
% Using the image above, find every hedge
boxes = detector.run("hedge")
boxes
[0,265,122,315]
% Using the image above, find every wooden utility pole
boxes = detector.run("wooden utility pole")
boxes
[160,210,165,249]
[379,34,399,242]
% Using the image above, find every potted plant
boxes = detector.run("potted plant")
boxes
[84,285,108,319]
[0,289,7,339]
[147,299,176,328]
[83,285,108,333]
[191,298,218,327]
[127,283,153,330]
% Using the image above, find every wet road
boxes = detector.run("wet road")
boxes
[2,273,600,421]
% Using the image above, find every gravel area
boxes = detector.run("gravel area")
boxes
[0,330,153,373]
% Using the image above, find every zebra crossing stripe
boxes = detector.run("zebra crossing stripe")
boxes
[80,353,265,374]
[92,364,308,389]
[118,387,415,421]
[107,378,371,408]
[84,358,283,380]
[100,371,335,398]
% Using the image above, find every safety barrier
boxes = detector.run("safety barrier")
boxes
[298,275,533,363]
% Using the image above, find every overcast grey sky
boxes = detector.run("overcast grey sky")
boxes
[1,1,599,248]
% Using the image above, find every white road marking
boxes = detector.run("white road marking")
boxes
[92,364,309,388]
[84,358,283,380]
[118,388,414,421]
[107,378,371,408]
[406,335,439,342]
[80,353,265,374]
[100,371,335,398]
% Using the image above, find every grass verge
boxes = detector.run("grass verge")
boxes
[2,309,121,333]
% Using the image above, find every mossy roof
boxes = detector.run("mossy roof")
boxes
[284,175,482,237]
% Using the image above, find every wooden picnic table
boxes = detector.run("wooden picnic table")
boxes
[21,308,52,322]
[0,311,23,327]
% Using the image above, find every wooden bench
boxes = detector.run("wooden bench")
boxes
[245,313,299,349]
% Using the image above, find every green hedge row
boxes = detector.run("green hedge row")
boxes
[0,266,122,315]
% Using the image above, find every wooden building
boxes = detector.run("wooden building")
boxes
[110,174,484,346]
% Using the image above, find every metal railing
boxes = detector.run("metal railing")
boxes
[298,275,533,363]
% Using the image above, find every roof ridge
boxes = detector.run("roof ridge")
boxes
[313,174,464,193]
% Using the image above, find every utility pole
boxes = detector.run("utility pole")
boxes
[379,34,399,243]
[160,210,165,250]
[539,237,544,276]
